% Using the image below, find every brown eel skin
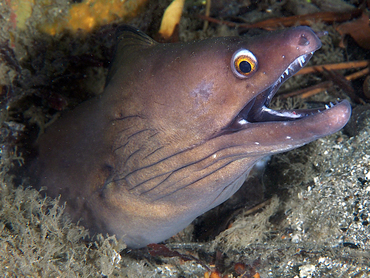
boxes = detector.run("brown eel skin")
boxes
[33,26,351,248]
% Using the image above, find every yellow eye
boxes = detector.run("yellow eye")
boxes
[231,49,258,79]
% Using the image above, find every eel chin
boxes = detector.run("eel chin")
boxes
[221,52,351,137]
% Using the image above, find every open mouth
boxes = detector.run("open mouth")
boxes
[222,52,333,134]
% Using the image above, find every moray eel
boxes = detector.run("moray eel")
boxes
[34,26,351,248]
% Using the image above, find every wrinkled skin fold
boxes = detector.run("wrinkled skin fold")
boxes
[33,26,351,248]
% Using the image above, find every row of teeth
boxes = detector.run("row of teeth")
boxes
[278,65,294,83]
[324,102,335,110]
[278,52,313,83]
[317,102,336,113]
[297,54,307,67]
[236,100,336,126]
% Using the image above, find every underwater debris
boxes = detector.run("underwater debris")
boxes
[157,0,185,42]
[6,0,34,30]
[297,60,370,75]
[199,9,363,32]
[281,60,370,102]
[336,11,370,50]
[39,0,149,35]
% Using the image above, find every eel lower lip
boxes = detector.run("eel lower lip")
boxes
[222,52,348,134]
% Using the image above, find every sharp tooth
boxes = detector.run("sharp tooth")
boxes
[285,68,289,75]
[330,102,334,107]
[297,56,304,67]
[238,118,248,125]
[325,104,329,109]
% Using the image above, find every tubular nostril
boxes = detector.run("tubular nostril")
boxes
[298,34,310,46]
[315,30,328,38]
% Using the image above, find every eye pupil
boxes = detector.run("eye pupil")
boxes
[239,60,252,73]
